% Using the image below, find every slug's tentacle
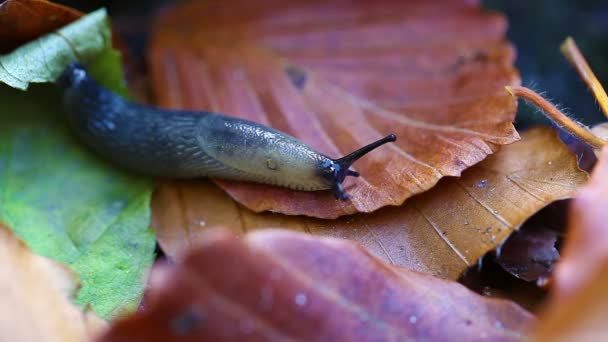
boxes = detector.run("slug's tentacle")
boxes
[319,134,397,199]
[56,62,396,200]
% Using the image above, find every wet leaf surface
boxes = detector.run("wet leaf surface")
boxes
[149,0,520,218]
[153,127,587,280]
[99,229,533,341]
[0,222,106,341]
[0,0,82,54]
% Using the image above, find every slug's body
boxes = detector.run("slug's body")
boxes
[57,63,396,199]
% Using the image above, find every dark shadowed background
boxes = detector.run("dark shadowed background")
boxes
[486,0,608,128]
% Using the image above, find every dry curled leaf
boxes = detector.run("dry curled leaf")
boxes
[148,0,520,218]
[153,127,587,280]
[0,0,82,53]
[99,229,533,341]
[0,222,106,341]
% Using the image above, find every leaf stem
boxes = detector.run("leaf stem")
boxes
[561,37,608,120]
[505,85,608,149]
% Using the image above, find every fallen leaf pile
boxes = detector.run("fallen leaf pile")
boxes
[3,0,608,341]
[149,0,521,218]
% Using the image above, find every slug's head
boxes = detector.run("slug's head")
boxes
[56,62,89,90]
[320,134,396,200]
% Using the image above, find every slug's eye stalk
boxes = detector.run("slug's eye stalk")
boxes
[56,62,88,90]
[322,134,397,200]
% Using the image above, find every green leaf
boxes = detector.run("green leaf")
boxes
[0,9,154,319]
[0,83,155,318]
[0,8,128,96]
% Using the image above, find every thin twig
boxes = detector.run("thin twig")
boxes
[561,37,608,120]
[505,85,608,149]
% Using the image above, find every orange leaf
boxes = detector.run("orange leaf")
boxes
[0,0,82,53]
[148,0,520,218]
[153,127,587,280]
[0,223,106,341]
[98,229,533,341]
[552,146,608,300]
[533,147,608,340]
[535,262,608,341]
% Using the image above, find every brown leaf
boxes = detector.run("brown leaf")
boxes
[496,225,559,283]
[99,228,533,341]
[153,127,587,280]
[533,148,608,340]
[458,256,548,313]
[0,222,106,341]
[492,199,568,285]
[552,146,608,300]
[0,0,82,54]
[535,261,608,341]
[148,0,520,218]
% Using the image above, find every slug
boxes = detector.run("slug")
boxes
[56,62,396,200]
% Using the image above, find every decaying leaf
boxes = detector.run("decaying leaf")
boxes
[149,0,520,218]
[153,127,587,280]
[0,222,106,341]
[496,222,560,283]
[533,147,608,341]
[99,229,533,341]
[0,0,82,53]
